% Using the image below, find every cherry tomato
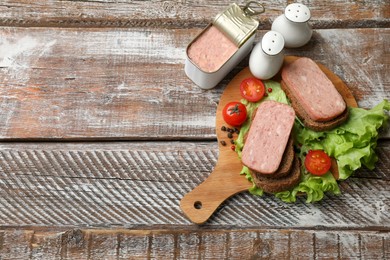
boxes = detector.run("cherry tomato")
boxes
[222,102,247,126]
[240,77,265,102]
[304,150,332,176]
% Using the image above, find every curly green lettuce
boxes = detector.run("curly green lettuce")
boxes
[275,172,340,203]
[235,80,389,203]
[296,100,390,180]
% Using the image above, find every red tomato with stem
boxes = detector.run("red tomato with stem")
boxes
[240,77,265,102]
[304,150,332,176]
[222,102,247,126]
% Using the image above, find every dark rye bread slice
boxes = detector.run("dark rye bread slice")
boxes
[252,154,301,193]
[251,137,294,179]
[281,80,349,131]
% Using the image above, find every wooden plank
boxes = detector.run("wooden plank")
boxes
[385,234,390,260]
[149,233,176,259]
[314,232,339,259]
[30,231,63,259]
[177,232,201,259]
[338,232,361,259]
[199,231,228,259]
[289,231,315,259]
[62,229,89,260]
[88,232,118,259]
[0,230,34,259]
[0,141,388,228]
[226,231,258,259]
[360,233,388,259]
[118,231,149,259]
[0,0,388,29]
[0,229,389,259]
[0,230,3,252]
[0,26,216,140]
[0,27,388,140]
[255,230,290,259]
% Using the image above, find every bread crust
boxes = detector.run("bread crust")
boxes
[252,154,301,193]
[281,80,349,131]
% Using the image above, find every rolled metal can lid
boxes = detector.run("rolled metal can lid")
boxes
[213,2,263,47]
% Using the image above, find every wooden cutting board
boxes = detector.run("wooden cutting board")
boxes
[180,56,358,224]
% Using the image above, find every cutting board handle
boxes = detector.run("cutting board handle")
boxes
[180,159,251,224]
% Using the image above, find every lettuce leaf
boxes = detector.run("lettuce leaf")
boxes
[235,80,389,203]
[296,99,390,180]
[240,166,263,196]
[275,172,341,203]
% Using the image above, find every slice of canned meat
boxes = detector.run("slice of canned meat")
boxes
[241,100,295,174]
[281,57,346,122]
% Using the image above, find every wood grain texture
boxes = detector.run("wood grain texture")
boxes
[0,27,388,140]
[0,141,388,228]
[0,228,389,259]
[0,0,388,258]
[0,0,388,29]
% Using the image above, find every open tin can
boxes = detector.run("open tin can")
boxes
[185,2,264,90]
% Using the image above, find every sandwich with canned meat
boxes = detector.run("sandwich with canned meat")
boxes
[241,100,301,193]
[281,57,348,131]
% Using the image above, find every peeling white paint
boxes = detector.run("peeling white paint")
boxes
[83,30,185,63]
[178,117,215,128]
[0,35,57,83]
[117,82,127,90]
[296,206,327,226]
[37,39,57,58]
[0,36,38,67]
[371,200,387,224]
[0,98,17,135]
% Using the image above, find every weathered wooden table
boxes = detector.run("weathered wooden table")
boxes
[0,1,389,259]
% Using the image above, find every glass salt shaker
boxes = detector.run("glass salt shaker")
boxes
[249,31,285,80]
[271,3,312,48]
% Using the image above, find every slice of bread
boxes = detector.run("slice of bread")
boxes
[252,154,301,193]
[281,80,349,131]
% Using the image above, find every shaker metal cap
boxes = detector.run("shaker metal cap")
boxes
[285,3,311,23]
[261,31,285,56]
[213,2,264,47]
